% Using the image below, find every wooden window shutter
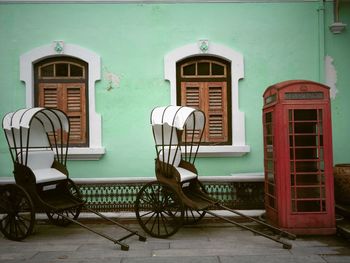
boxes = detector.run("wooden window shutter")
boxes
[38,83,87,145]
[38,83,60,143]
[181,82,201,109]
[206,82,228,142]
[38,83,59,108]
[181,82,227,143]
[63,83,86,145]
[181,82,203,142]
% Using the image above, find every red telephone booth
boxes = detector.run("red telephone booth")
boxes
[262,80,336,235]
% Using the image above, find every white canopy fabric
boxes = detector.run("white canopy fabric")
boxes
[151,105,205,149]
[150,106,205,130]
[2,108,69,149]
[2,111,14,131]
[2,108,71,179]
[2,108,69,132]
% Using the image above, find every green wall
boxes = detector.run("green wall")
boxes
[0,1,349,179]
[325,2,350,165]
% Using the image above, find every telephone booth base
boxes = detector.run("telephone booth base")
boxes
[266,216,336,235]
[282,227,336,236]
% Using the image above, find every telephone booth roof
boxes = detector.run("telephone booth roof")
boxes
[2,107,69,132]
[263,79,330,97]
[263,80,330,108]
[150,106,205,130]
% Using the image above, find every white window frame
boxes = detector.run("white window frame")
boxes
[20,42,105,160]
[164,42,250,156]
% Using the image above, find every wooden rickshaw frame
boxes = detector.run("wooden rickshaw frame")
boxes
[0,107,146,250]
[135,105,296,249]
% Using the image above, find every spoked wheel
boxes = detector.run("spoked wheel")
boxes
[0,184,35,241]
[46,179,82,226]
[46,209,80,227]
[184,208,206,225]
[135,181,184,238]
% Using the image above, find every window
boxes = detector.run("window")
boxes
[35,58,88,146]
[177,57,231,145]
[164,42,249,156]
[20,43,105,160]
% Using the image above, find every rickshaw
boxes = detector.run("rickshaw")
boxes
[0,107,146,250]
[135,105,295,249]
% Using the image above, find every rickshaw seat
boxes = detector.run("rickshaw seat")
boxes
[159,148,197,182]
[31,168,67,184]
[19,150,67,183]
[175,167,197,182]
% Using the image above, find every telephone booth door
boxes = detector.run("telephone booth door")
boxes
[263,80,336,235]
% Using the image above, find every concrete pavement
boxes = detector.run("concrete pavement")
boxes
[1,218,350,263]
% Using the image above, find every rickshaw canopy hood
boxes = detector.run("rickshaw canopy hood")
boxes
[150,106,205,130]
[2,107,70,165]
[2,107,69,132]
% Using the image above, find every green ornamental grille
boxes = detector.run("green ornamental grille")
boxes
[77,181,264,212]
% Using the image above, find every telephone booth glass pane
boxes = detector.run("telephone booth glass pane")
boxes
[289,109,325,213]
[264,111,276,210]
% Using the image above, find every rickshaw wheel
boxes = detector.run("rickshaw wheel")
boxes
[184,208,206,225]
[0,184,35,241]
[135,181,184,238]
[46,179,82,226]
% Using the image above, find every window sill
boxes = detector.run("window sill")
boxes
[67,147,106,160]
[181,145,250,157]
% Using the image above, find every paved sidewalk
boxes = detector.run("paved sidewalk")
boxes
[1,219,350,263]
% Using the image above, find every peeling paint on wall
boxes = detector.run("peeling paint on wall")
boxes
[325,55,338,99]
[103,67,120,91]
